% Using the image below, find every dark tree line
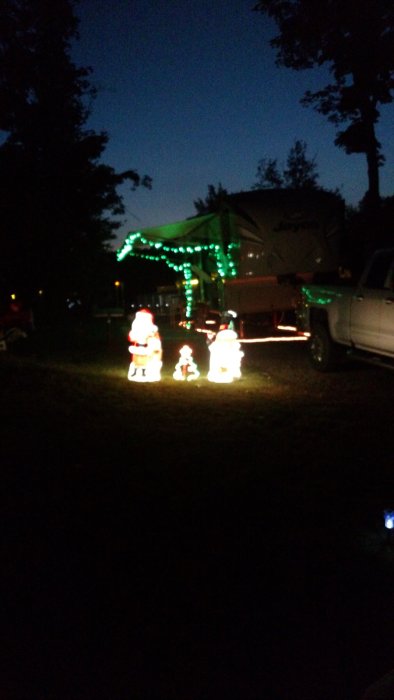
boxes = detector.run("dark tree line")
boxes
[194,141,324,214]
[253,0,394,208]
[254,0,394,254]
[0,0,151,313]
[253,139,320,190]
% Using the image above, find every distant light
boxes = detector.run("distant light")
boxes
[182,278,199,287]
[10,293,16,301]
[239,335,309,343]
[384,511,394,529]
[114,280,121,287]
[277,324,297,332]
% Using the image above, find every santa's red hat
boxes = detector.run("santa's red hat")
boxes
[137,308,152,316]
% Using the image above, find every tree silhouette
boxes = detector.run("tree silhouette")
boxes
[253,139,319,189]
[253,158,283,189]
[253,0,394,212]
[0,0,151,311]
[193,183,230,214]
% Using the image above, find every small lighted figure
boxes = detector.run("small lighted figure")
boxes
[173,345,200,381]
[384,511,394,530]
[207,324,244,383]
[127,308,162,382]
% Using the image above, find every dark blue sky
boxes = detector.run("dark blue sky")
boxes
[72,0,394,245]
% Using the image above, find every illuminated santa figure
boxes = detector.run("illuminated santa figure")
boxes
[127,308,162,382]
[207,325,244,383]
[173,344,200,381]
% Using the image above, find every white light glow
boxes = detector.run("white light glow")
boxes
[207,328,244,383]
[384,511,394,529]
[239,335,309,343]
[127,309,162,382]
[173,345,200,381]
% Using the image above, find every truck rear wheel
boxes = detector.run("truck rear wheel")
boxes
[309,324,343,371]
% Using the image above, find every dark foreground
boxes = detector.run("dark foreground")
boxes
[1,319,394,700]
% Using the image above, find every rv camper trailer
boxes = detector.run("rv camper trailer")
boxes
[117,188,344,335]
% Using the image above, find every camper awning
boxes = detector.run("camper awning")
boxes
[117,211,238,257]
[117,210,239,279]
[117,212,220,248]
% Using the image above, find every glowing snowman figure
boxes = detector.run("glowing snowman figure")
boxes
[127,308,162,382]
[207,326,244,383]
[173,345,200,381]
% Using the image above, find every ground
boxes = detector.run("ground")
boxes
[1,318,393,700]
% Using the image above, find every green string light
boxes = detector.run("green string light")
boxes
[117,231,240,313]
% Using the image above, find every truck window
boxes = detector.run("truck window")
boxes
[385,262,394,291]
[364,251,394,289]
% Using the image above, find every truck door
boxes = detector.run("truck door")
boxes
[379,258,394,354]
[350,250,394,352]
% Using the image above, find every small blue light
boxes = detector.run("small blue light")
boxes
[384,511,394,529]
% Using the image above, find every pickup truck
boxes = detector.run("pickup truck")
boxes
[297,248,394,371]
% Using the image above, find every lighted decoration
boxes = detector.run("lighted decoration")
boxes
[116,224,239,320]
[384,511,394,530]
[207,326,244,383]
[173,345,200,381]
[127,309,162,382]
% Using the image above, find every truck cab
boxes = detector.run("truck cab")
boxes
[298,248,394,370]
[350,248,394,355]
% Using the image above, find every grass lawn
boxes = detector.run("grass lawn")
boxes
[1,317,394,700]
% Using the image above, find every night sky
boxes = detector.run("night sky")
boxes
[72,0,394,246]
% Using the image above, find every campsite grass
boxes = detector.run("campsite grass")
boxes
[1,317,394,700]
